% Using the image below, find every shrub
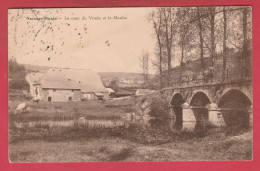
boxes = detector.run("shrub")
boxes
[149,97,170,119]
[8,58,27,79]
[9,79,30,90]
[8,58,30,90]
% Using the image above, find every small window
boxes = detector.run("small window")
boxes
[48,97,52,102]
[53,89,56,92]
[68,97,72,101]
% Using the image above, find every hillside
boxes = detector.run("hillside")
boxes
[23,64,50,73]
[168,49,252,85]
[98,72,149,81]
[22,64,153,81]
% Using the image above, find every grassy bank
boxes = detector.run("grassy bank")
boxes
[9,101,133,123]
[9,131,252,162]
[9,118,253,162]
[9,100,253,162]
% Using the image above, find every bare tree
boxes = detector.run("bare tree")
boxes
[175,7,197,82]
[148,9,164,88]
[222,6,227,81]
[140,51,150,87]
[148,6,252,87]
[176,7,194,66]
[242,7,248,77]
[197,7,205,68]
[209,7,216,66]
[162,7,177,86]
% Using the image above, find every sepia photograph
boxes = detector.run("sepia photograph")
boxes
[8,6,252,162]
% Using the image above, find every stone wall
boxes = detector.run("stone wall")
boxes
[41,89,81,102]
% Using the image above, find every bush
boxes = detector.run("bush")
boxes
[149,97,169,119]
[9,79,30,90]
[9,58,27,79]
[8,58,30,90]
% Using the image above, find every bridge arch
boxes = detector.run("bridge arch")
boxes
[218,89,252,128]
[218,87,252,104]
[190,91,211,121]
[170,93,185,106]
[170,93,185,125]
[190,91,211,107]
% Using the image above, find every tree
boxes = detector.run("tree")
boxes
[139,51,150,87]
[197,7,205,68]
[225,6,251,78]
[148,6,252,87]
[242,7,249,77]
[176,7,193,66]
[148,9,164,88]
[162,8,177,86]
[8,58,30,90]
[209,7,216,66]
[222,6,227,81]
[176,7,197,81]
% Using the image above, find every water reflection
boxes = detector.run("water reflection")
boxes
[13,117,205,132]
[13,119,127,128]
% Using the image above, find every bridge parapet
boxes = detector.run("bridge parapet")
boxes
[164,77,252,91]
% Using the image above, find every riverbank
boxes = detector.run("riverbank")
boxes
[9,100,253,162]
[9,100,133,122]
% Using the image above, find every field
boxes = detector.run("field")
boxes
[9,100,253,162]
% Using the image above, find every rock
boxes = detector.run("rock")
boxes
[74,117,86,127]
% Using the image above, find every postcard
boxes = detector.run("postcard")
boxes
[8,7,252,162]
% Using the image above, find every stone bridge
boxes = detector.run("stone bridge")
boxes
[160,78,253,127]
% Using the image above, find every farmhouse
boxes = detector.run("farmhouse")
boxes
[30,68,109,102]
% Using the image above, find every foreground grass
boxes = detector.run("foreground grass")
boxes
[9,131,252,162]
[9,121,253,162]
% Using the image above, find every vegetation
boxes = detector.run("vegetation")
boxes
[9,131,252,162]
[8,101,128,123]
[139,51,150,87]
[148,7,252,88]
[149,97,169,119]
[8,58,30,90]
[9,100,252,162]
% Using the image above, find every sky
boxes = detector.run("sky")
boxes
[8,8,156,73]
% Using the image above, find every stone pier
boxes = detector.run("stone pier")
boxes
[182,102,196,122]
[169,106,175,119]
[248,105,253,127]
[208,103,226,127]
